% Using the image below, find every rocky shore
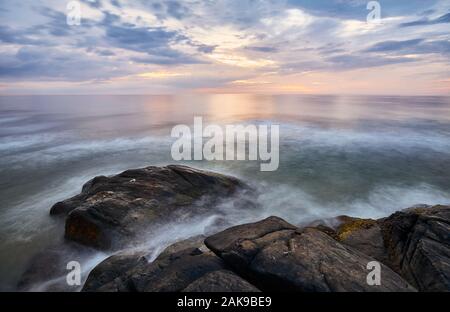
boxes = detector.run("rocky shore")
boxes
[19,165,450,292]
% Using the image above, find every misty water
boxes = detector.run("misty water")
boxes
[1,94,450,291]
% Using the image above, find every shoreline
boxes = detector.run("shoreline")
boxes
[16,165,450,292]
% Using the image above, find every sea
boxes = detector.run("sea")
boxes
[1,94,449,290]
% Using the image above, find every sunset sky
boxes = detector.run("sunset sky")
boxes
[0,0,449,95]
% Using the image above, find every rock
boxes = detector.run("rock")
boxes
[205,217,415,292]
[51,165,248,249]
[205,216,297,257]
[44,165,450,292]
[380,205,450,291]
[305,205,450,291]
[334,216,389,263]
[82,243,260,292]
[158,235,207,258]
[81,206,450,292]
[182,270,260,292]
[82,250,148,292]
[128,247,257,292]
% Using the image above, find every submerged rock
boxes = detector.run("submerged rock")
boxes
[50,165,248,249]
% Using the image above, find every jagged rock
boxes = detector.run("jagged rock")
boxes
[326,206,450,291]
[205,216,415,292]
[380,205,450,291]
[50,165,248,249]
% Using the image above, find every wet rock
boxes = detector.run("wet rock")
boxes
[82,244,260,292]
[158,235,207,258]
[128,248,229,292]
[205,217,415,292]
[204,216,297,257]
[51,165,248,249]
[82,206,450,292]
[82,250,148,292]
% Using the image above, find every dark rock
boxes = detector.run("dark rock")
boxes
[205,216,297,257]
[380,205,450,291]
[82,244,260,292]
[205,217,415,292]
[82,250,148,292]
[51,165,248,249]
[158,235,207,258]
[81,205,450,292]
[128,248,228,292]
[182,270,260,292]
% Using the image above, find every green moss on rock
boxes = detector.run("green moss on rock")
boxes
[336,216,377,241]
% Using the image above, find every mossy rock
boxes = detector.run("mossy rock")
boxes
[335,216,377,241]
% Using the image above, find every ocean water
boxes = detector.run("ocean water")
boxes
[0,94,449,291]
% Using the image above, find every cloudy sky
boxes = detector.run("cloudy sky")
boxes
[0,0,449,95]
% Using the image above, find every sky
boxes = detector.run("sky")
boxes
[0,0,449,95]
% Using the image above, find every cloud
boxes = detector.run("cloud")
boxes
[0,0,449,94]
[326,54,418,70]
[139,0,190,20]
[105,24,179,53]
[365,39,425,52]
[288,0,441,20]
[245,46,278,53]
[95,49,116,56]
[165,1,190,20]
[413,40,450,55]
[100,12,203,64]
[31,6,98,40]
[0,46,128,80]
[366,39,450,56]
[131,54,205,65]
[110,0,122,8]
[81,0,102,9]
[400,12,450,27]
[0,25,43,45]
[196,44,216,54]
